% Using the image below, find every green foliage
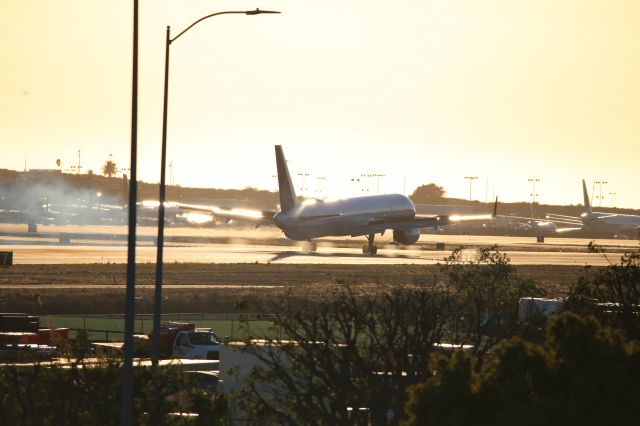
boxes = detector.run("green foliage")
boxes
[409,183,446,204]
[235,283,454,425]
[404,313,640,426]
[569,251,640,339]
[441,246,545,354]
[0,357,229,425]
[234,247,549,423]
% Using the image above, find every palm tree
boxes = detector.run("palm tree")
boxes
[102,160,118,178]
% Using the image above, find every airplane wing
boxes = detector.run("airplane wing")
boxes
[176,202,276,225]
[349,212,495,238]
[349,215,450,237]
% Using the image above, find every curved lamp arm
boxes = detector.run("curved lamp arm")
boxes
[171,8,281,44]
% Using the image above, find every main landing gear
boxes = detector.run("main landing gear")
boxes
[304,240,317,253]
[362,233,378,256]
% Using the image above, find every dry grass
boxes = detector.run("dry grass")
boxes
[0,263,593,314]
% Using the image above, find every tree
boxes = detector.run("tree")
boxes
[404,312,640,426]
[409,184,445,204]
[234,284,454,425]
[0,333,229,425]
[568,250,640,339]
[102,160,118,178]
[440,246,545,356]
[234,248,545,424]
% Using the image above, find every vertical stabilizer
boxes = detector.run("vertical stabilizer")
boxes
[275,145,299,212]
[582,179,592,214]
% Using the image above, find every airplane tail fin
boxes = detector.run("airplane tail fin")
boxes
[582,179,592,214]
[275,145,299,212]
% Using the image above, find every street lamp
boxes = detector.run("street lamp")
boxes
[610,192,616,207]
[152,8,281,367]
[464,176,478,202]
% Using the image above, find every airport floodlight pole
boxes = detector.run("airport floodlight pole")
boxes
[297,172,310,193]
[152,8,281,368]
[528,177,540,216]
[316,176,326,194]
[371,173,385,194]
[610,192,616,207]
[121,1,139,425]
[464,176,478,202]
[598,181,608,207]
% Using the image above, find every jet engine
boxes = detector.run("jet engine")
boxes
[393,228,420,245]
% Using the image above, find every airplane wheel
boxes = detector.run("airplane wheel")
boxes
[362,244,369,255]
[370,246,378,255]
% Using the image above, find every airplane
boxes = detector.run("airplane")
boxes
[543,180,640,238]
[179,145,496,255]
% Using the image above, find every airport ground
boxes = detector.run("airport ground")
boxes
[1,224,638,315]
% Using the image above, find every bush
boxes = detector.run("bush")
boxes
[404,312,640,426]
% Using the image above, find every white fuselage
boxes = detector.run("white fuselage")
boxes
[273,194,415,240]
[582,212,640,236]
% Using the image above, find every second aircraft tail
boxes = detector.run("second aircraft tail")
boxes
[582,179,593,214]
[275,145,299,213]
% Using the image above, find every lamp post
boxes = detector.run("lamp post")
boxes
[371,173,385,194]
[528,177,540,216]
[464,176,478,202]
[121,1,139,424]
[610,192,616,207]
[598,181,608,207]
[152,8,281,367]
[297,172,310,193]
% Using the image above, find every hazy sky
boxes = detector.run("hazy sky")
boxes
[2,0,639,208]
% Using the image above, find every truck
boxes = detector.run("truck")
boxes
[151,322,220,360]
[0,313,69,361]
[93,322,221,361]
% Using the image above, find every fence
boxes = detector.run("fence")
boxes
[40,313,286,342]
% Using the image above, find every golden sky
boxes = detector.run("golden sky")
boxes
[1,0,639,208]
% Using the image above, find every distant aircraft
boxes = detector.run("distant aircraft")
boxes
[180,146,495,255]
[543,180,640,238]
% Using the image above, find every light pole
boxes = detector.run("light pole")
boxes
[464,176,478,202]
[528,177,540,216]
[371,173,385,194]
[598,181,608,207]
[610,192,616,207]
[297,172,310,194]
[121,0,139,424]
[152,8,281,368]
[316,176,326,194]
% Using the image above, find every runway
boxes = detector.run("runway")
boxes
[1,223,636,266]
[1,241,627,266]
